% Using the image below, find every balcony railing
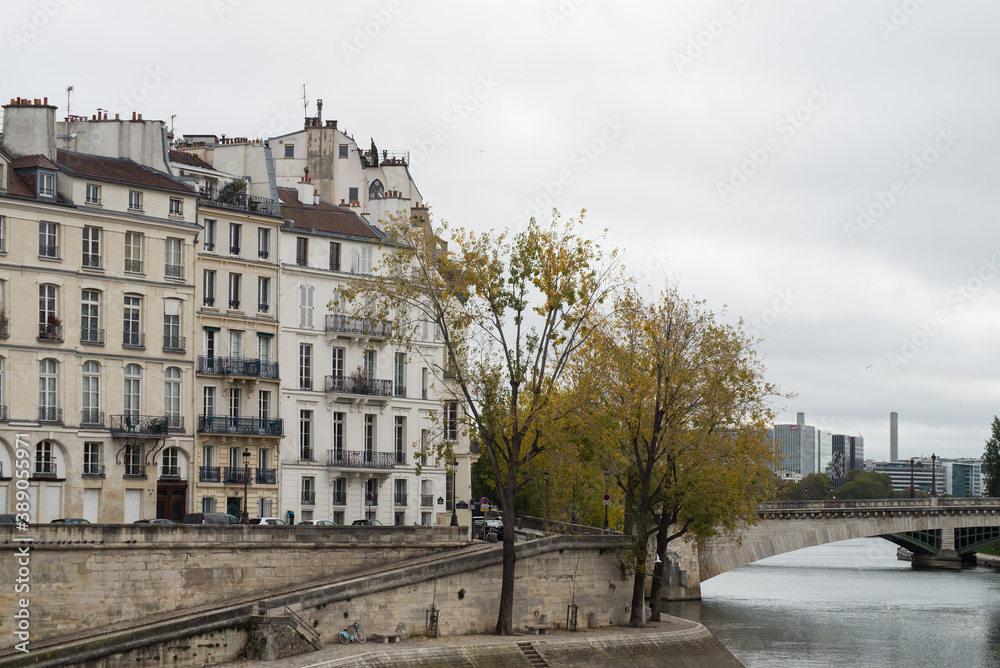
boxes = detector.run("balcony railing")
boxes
[163,335,186,352]
[421,494,434,507]
[332,491,347,506]
[326,449,397,469]
[198,187,281,218]
[301,490,316,505]
[394,450,406,465]
[228,299,241,310]
[325,313,391,338]
[224,466,251,484]
[258,303,269,314]
[199,466,221,483]
[197,356,279,380]
[81,328,105,344]
[0,322,7,338]
[38,407,62,423]
[394,385,406,398]
[38,324,63,341]
[164,264,183,279]
[82,463,105,478]
[82,252,102,268]
[394,493,408,507]
[166,415,184,431]
[160,465,181,478]
[35,459,57,477]
[124,259,143,274]
[324,375,393,398]
[124,462,146,478]
[123,331,145,348]
[229,246,241,256]
[0,405,7,421]
[203,297,215,307]
[39,243,59,258]
[81,409,104,427]
[255,468,276,485]
[110,414,169,436]
[197,415,283,436]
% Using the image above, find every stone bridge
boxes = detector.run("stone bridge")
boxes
[691,498,1000,589]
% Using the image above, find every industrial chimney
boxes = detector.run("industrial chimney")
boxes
[890,412,898,462]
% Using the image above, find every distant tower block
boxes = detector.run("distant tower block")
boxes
[890,412,899,463]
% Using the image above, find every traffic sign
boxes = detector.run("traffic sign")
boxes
[366,492,373,501]
[603,494,611,505]
[481,497,489,505]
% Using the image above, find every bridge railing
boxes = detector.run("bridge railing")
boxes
[760,498,1000,512]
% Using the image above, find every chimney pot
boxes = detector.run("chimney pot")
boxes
[138,114,142,120]
[34,98,40,105]
[43,97,47,105]
[114,113,119,120]
[132,111,136,120]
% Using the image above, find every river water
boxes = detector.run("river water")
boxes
[664,538,1000,668]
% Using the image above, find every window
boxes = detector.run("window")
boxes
[128,190,142,211]
[394,478,407,508]
[369,180,384,199]
[124,442,143,477]
[125,231,143,273]
[394,353,406,397]
[363,349,376,380]
[348,187,358,204]
[333,477,346,507]
[203,386,216,416]
[201,497,216,513]
[299,285,314,328]
[299,343,312,390]
[258,390,271,419]
[163,301,182,351]
[300,410,313,460]
[364,414,375,462]
[35,440,55,475]
[0,215,5,253]
[203,219,216,251]
[162,447,179,477]
[228,273,241,309]
[302,477,315,505]
[39,284,59,339]
[284,143,295,159]
[165,238,182,278]
[39,221,58,258]
[257,228,270,260]
[229,330,243,358]
[445,401,459,441]
[258,334,272,362]
[446,468,455,511]
[81,290,102,344]
[164,367,181,429]
[257,277,270,313]
[82,226,102,268]
[420,429,428,467]
[123,295,143,347]
[229,387,241,418]
[330,242,341,271]
[123,364,141,418]
[333,412,345,458]
[338,144,348,159]
[229,223,241,255]
[421,368,428,400]
[296,237,308,266]
[38,359,57,421]
[169,198,182,216]
[86,183,101,205]
[204,329,216,358]
[258,498,273,516]
[203,269,216,306]
[84,442,102,476]
[360,246,373,274]
[38,171,55,198]
[332,347,345,379]
[394,416,406,464]
[82,361,101,425]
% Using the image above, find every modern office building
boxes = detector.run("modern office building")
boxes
[873,458,946,495]
[771,412,816,476]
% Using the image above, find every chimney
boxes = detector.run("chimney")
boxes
[296,175,314,207]
[316,99,323,125]
[890,412,898,462]
[2,97,57,160]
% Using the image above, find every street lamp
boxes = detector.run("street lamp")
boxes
[450,459,458,527]
[544,469,550,530]
[241,447,251,524]
[931,453,937,498]
[909,458,915,499]
[603,470,610,531]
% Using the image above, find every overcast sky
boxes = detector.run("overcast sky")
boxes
[5,0,999,461]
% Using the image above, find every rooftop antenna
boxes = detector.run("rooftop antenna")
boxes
[301,82,309,119]
[170,114,176,134]
[65,85,74,118]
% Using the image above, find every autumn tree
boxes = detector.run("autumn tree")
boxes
[343,210,618,635]
[576,287,778,626]
[985,416,1000,497]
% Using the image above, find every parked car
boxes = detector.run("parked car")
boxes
[299,520,336,526]
[181,513,240,525]
[51,518,90,524]
[249,517,287,526]
[352,519,383,526]
[0,514,19,524]
[134,519,177,525]
[473,519,503,541]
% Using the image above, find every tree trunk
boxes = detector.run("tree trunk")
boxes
[629,561,646,627]
[494,467,518,635]
[648,511,670,622]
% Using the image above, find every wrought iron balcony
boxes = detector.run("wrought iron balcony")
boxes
[326,449,397,470]
[0,322,7,338]
[230,246,241,256]
[81,409,104,427]
[332,491,347,506]
[301,490,316,505]
[258,303,269,314]
[35,459,57,477]
[166,415,184,431]
[394,493,408,507]
[110,414,169,436]
[228,299,241,310]
[394,450,406,465]
[394,385,406,398]
[224,466,251,484]
[164,264,183,279]
[203,297,216,307]
[197,356,279,380]
[81,328,105,345]
[325,314,391,338]
[197,415,283,436]
[421,494,434,507]
[38,324,63,341]
[124,462,146,478]
[38,407,62,423]
[123,331,145,348]
[163,335,186,352]
[197,187,280,218]
[160,465,181,479]
[0,405,7,421]
[199,466,221,483]
[324,375,393,398]
[255,468,276,485]
[82,463,105,478]
[124,259,143,274]
[38,243,59,258]
[82,252,102,269]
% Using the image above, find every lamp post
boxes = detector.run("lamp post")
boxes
[450,459,458,527]
[241,447,251,524]
[909,458,915,499]
[931,453,937,498]
[603,470,610,531]
[544,469,550,531]
[571,481,577,526]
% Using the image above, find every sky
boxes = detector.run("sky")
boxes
[4,0,999,461]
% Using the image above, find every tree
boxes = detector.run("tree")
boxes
[343,210,618,634]
[576,287,779,626]
[835,470,895,499]
[801,473,833,500]
[985,416,1000,497]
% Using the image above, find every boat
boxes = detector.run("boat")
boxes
[897,547,913,561]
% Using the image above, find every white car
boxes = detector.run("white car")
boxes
[249,517,287,526]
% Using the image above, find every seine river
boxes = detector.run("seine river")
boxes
[665,538,1000,668]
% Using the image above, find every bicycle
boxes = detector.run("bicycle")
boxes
[339,621,367,644]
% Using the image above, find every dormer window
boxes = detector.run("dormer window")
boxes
[86,184,101,205]
[0,163,6,192]
[38,171,55,198]
[128,190,142,211]
[369,180,384,199]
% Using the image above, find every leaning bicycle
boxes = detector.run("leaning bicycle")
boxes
[339,621,367,644]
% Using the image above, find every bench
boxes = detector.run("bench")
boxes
[525,624,553,635]
[373,621,406,643]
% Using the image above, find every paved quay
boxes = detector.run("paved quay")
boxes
[222,617,744,668]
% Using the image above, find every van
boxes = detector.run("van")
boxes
[181,513,240,525]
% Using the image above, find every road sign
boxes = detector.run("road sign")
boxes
[366,492,373,501]
[603,494,611,505]
[481,497,489,505]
